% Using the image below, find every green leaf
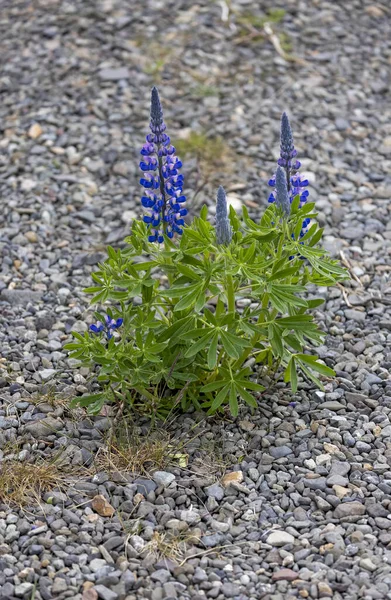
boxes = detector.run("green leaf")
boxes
[71,393,104,410]
[210,384,230,412]
[220,331,241,359]
[236,385,258,408]
[160,282,201,298]
[207,333,219,370]
[284,357,298,393]
[306,298,325,309]
[308,228,324,246]
[201,380,228,393]
[174,286,202,311]
[268,266,300,281]
[276,315,313,329]
[296,354,335,377]
[184,330,214,357]
[91,290,109,304]
[290,195,301,214]
[200,204,208,220]
[107,246,117,260]
[83,286,103,294]
[229,385,239,417]
[176,264,200,280]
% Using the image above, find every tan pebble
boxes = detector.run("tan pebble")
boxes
[333,485,351,499]
[25,231,38,243]
[28,123,43,139]
[319,543,334,555]
[50,146,65,155]
[82,590,98,600]
[323,442,340,454]
[133,493,144,504]
[14,260,22,269]
[82,581,95,591]
[239,419,255,432]
[86,514,99,523]
[373,425,382,437]
[41,559,50,568]
[91,494,115,517]
[221,471,243,487]
[299,591,309,598]
[363,463,373,470]
[318,581,333,597]
[365,5,384,17]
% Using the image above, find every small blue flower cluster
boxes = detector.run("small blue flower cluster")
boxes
[90,315,123,340]
[268,112,310,238]
[140,87,187,243]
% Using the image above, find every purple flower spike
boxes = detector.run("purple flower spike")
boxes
[268,112,310,240]
[215,186,232,246]
[139,87,186,243]
[275,166,290,217]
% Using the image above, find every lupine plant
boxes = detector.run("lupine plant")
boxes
[66,89,346,417]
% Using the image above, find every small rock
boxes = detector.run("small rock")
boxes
[205,483,224,501]
[359,557,378,572]
[94,585,119,600]
[221,471,243,487]
[318,582,333,597]
[334,502,365,518]
[39,368,57,381]
[25,231,38,243]
[91,495,115,517]
[152,471,175,487]
[99,67,130,81]
[28,123,43,138]
[272,568,298,581]
[318,401,345,411]
[266,531,295,547]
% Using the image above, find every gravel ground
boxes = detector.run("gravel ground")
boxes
[1,0,391,599]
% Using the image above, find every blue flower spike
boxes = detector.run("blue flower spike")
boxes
[275,166,290,217]
[215,186,232,246]
[140,87,187,243]
[268,112,310,238]
[90,315,123,340]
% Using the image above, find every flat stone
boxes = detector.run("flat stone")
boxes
[89,559,108,573]
[270,445,293,458]
[1,289,43,306]
[272,568,298,581]
[318,401,345,411]
[334,501,366,518]
[94,585,119,600]
[344,309,366,322]
[134,478,157,495]
[24,416,63,437]
[266,531,295,547]
[205,483,224,501]
[150,569,170,584]
[327,474,348,486]
[39,368,57,381]
[152,471,175,487]
[330,461,350,476]
[98,67,130,81]
[359,558,377,572]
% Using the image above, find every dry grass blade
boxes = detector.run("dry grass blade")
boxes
[94,420,188,477]
[142,530,199,562]
[0,459,67,507]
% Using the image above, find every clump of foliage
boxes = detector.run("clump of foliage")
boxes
[66,88,346,418]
